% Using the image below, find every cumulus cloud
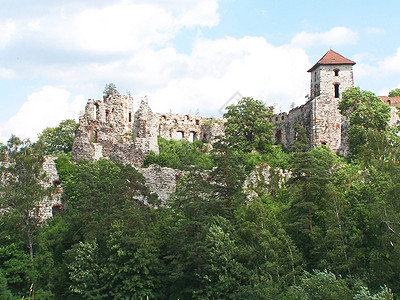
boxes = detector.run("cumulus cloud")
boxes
[140,36,310,115]
[15,0,220,55]
[291,27,358,48]
[0,67,15,79]
[380,46,400,72]
[0,19,18,49]
[0,86,86,142]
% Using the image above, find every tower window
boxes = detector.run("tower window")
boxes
[128,112,132,122]
[334,83,340,98]
[334,69,339,76]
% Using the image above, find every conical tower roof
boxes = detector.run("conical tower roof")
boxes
[308,50,355,72]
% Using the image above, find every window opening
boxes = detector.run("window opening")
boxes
[176,131,184,140]
[334,84,340,98]
[189,132,197,142]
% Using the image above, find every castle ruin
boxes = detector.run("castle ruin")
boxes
[72,50,400,166]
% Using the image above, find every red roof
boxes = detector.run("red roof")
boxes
[308,50,356,72]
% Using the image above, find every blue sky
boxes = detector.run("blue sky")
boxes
[1,0,400,142]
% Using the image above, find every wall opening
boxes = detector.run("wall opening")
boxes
[128,112,132,122]
[321,141,327,145]
[334,69,339,76]
[95,103,99,119]
[184,115,189,121]
[176,131,184,140]
[275,130,282,144]
[189,131,197,142]
[93,131,98,143]
[334,83,340,98]
[195,119,200,125]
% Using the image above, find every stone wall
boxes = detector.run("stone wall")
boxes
[72,95,225,167]
[39,156,63,220]
[243,163,291,201]
[139,164,182,202]
[157,112,224,143]
[72,94,135,162]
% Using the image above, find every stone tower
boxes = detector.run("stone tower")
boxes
[273,50,355,155]
[308,50,355,100]
[308,50,355,155]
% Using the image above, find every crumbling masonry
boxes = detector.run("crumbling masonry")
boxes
[69,50,400,204]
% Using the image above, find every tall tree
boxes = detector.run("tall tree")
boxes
[339,87,391,155]
[103,83,119,98]
[223,97,274,153]
[0,136,52,261]
[37,119,78,154]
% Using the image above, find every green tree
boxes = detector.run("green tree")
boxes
[0,136,52,261]
[236,197,303,289]
[0,270,12,300]
[37,119,78,154]
[223,97,274,153]
[143,137,213,170]
[388,88,400,97]
[61,159,158,242]
[103,83,119,98]
[339,88,391,155]
[292,269,352,300]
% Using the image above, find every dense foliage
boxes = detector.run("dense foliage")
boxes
[0,95,399,299]
[37,119,78,155]
[388,88,400,97]
[143,137,213,170]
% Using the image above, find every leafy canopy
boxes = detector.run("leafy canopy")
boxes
[103,83,119,98]
[388,88,400,97]
[223,97,274,153]
[339,87,391,155]
[37,119,78,154]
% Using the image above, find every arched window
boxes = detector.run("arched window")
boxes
[334,83,340,98]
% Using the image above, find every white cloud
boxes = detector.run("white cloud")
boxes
[1,86,86,142]
[291,27,358,48]
[380,46,400,72]
[25,0,219,54]
[177,0,219,27]
[364,27,384,35]
[0,19,18,49]
[140,36,310,115]
[0,67,15,79]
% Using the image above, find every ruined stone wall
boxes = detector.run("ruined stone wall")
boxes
[139,164,182,202]
[156,112,225,142]
[72,95,135,162]
[72,94,225,167]
[273,100,313,148]
[389,106,400,126]
[131,100,160,167]
[40,156,63,220]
